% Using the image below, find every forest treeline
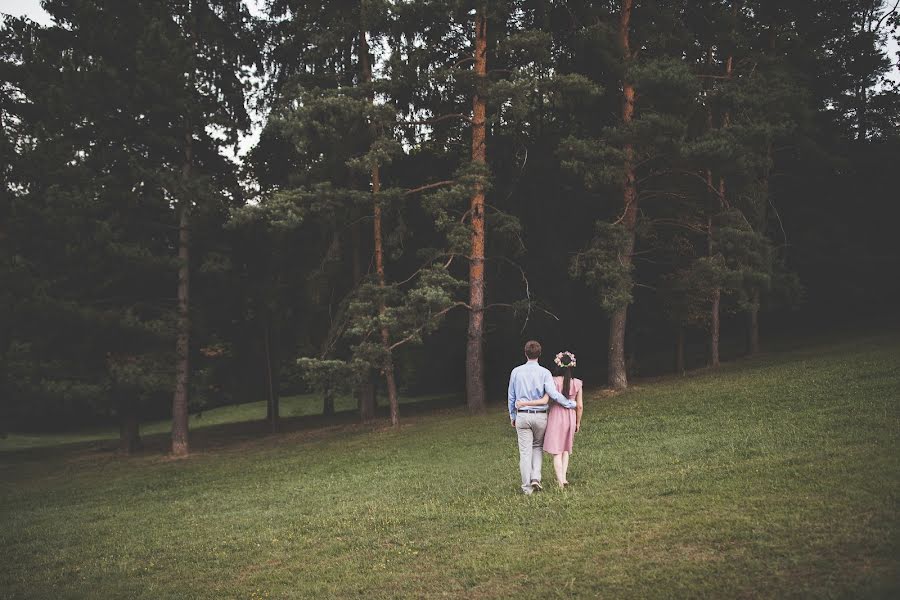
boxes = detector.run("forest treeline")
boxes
[2,1,898,455]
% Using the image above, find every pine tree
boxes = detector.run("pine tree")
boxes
[162,0,257,456]
[686,0,808,362]
[1,6,178,451]
[252,0,464,426]
[561,0,698,388]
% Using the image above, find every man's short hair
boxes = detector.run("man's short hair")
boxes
[524,340,542,360]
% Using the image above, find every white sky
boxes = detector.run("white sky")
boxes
[1,0,52,24]
[3,0,898,164]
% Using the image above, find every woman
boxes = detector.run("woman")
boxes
[516,351,583,488]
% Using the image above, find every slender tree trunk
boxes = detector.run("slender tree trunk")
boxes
[675,325,685,375]
[264,318,278,431]
[360,27,399,426]
[609,0,635,391]
[707,170,720,369]
[707,172,721,368]
[171,129,192,457]
[708,31,733,370]
[709,287,721,367]
[702,48,717,369]
[118,392,142,454]
[710,171,726,369]
[466,8,488,412]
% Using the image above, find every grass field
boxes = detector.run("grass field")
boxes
[1,333,898,598]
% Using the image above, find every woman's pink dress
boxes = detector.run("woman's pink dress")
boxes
[543,377,581,454]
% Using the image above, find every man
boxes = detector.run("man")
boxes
[508,340,577,495]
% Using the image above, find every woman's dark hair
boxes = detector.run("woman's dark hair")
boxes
[554,364,573,398]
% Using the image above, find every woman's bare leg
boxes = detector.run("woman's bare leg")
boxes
[552,453,565,487]
[561,451,570,484]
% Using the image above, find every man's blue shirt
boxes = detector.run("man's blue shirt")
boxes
[508,360,576,420]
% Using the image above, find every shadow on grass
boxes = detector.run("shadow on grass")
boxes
[0,394,467,462]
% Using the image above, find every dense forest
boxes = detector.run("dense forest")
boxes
[2,0,898,456]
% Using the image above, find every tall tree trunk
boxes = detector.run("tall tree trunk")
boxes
[171,129,192,458]
[707,172,721,368]
[707,170,720,369]
[709,29,734,370]
[609,0,635,391]
[118,392,142,454]
[675,325,685,375]
[264,318,278,431]
[710,170,726,370]
[466,8,488,412]
[360,27,399,426]
[351,221,376,420]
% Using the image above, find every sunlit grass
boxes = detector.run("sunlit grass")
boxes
[1,332,897,598]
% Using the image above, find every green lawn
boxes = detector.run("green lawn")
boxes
[1,333,898,598]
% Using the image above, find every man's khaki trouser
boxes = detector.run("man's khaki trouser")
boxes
[515,411,547,494]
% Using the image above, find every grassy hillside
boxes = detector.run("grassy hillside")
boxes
[1,333,898,598]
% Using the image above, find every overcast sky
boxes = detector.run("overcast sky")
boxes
[1,0,53,24]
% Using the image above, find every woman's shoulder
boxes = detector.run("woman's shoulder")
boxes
[573,378,584,388]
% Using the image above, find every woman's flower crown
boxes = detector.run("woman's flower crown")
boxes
[554,351,576,368]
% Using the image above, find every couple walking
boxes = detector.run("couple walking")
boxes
[508,340,584,494]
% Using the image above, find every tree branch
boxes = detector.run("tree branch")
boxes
[390,253,456,287]
[450,56,476,69]
[874,0,900,32]
[388,302,470,351]
[403,180,455,195]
